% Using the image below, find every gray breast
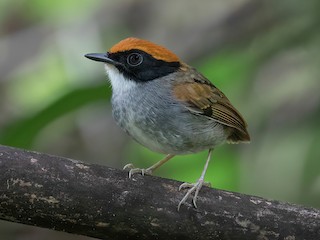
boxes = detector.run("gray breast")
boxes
[111,80,226,155]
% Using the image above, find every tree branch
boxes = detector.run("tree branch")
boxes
[0,145,319,240]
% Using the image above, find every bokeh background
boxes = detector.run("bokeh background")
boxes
[1,0,319,239]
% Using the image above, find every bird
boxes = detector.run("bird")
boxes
[85,37,250,210]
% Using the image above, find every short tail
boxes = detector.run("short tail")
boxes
[227,128,250,144]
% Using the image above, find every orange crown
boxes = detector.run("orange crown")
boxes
[109,37,180,63]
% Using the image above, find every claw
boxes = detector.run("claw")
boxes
[123,163,134,170]
[123,163,153,178]
[177,179,210,211]
[178,182,194,191]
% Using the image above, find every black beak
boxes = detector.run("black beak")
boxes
[84,53,116,65]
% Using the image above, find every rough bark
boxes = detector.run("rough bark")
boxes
[0,145,319,240]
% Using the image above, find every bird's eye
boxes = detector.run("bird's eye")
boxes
[127,53,143,66]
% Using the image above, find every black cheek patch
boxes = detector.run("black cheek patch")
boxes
[109,50,180,82]
[133,61,180,81]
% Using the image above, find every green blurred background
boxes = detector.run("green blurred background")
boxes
[0,0,319,239]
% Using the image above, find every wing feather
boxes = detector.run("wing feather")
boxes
[173,79,250,143]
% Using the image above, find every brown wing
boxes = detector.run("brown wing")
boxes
[173,79,250,143]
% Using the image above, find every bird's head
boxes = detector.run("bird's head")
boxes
[85,37,181,83]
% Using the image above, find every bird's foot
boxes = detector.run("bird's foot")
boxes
[123,163,153,178]
[177,179,211,211]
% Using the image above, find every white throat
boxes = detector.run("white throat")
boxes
[104,64,137,95]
